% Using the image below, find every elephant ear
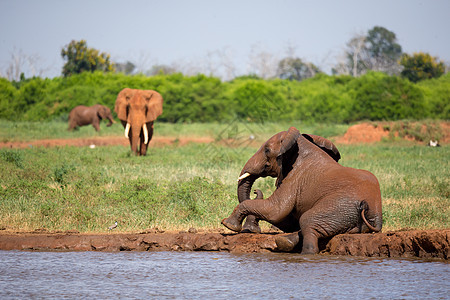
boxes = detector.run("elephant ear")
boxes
[302,134,341,162]
[114,88,134,121]
[142,90,163,122]
[96,105,108,119]
[276,127,301,187]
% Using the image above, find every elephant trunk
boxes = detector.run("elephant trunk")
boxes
[237,172,262,233]
[124,122,149,155]
[237,173,258,203]
[107,116,115,126]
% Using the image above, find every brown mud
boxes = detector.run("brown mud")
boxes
[0,229,448,260]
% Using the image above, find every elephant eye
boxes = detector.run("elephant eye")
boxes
[265,147,270,155]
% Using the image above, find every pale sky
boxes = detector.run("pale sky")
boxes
[1,0,449,79]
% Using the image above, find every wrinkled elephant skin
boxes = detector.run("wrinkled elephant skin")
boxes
[222,127,382,254]
[68,104,115,131]
[114,88,164,156]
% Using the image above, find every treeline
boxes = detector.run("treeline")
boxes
[0,71,448,123]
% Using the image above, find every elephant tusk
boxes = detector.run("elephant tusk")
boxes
[124,123,130,138]
[143,123,149,144]
[237,172,251,181]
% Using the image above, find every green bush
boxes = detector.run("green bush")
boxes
[0,71,447,123]
[417,73,450,119]
[0,78,20,120]
[285,74,353,123]
[227,79,288,122]
[347,72,426,121]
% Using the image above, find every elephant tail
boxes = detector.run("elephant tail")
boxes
[360,201,382,232]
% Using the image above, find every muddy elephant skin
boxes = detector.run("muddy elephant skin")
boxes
[114,88,163,156]
[222,127,382,254]
[68,104,115,131]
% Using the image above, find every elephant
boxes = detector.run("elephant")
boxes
[114,88,163,156]
[68,104,115,131]
[221,127,382,254]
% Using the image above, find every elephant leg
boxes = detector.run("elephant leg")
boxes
[139,139,148,156]
[275,231,301,252]
[140,123,154,156]
[92,120,100,131]
[242,216,261,233]
[222,197,293,233]
[242,190,263,233]
[299,198,360,254]
[68,119,77,131]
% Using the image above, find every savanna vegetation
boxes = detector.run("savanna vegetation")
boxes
[0,25,448,234]
[0,71,449,124]
[0,122,448,232]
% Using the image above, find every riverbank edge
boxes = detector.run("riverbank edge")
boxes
[0,229,448,260]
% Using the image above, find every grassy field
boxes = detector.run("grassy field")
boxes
[0,120,349,143]
[0,120,448,232]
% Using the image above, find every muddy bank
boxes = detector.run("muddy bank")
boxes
[0,229,448,260]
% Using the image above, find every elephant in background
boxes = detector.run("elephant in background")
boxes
[222,127,382,254]
[114,88,163,156]
[68,104,115,131]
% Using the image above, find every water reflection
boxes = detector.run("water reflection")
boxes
[0,251,448,299]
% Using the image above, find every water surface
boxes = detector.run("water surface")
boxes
[0,251,448,299]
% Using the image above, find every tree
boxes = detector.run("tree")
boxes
[115,61,136,74]
[277,57,321,81]
[247,44,278,79]
[400,52,445,82]
[365,26,402,73]
[335,26,402,76]
[147,64,177,76]
[61,40,115,77]
[1,48,48,81]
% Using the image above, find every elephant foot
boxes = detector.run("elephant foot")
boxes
[241,216,261,234]
[275,232,300,252]
[221,217,242,233]
[300,234,319,255]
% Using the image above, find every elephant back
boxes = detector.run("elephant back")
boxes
[302,134,341,162]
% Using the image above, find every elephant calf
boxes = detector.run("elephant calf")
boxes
[68,104,115,131]
[222,127,382,255]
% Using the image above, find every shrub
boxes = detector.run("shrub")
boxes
[0,71,447,123]
[347,72,426,121]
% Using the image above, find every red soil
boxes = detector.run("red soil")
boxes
[335,121,449,144]
[0,229,448,259]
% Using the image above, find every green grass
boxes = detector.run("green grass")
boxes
[0,120,448,232]
[0,120,349,143]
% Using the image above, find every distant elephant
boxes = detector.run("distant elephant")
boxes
[68,104,115,131]
[114,88,163,156]
[222,127,382,254]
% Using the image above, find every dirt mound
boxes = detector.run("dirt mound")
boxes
[335,123,389,144]
[0,229,448,259]
[336,121,450,144]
